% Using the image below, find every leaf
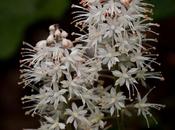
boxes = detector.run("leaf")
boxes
[0,0,69,59]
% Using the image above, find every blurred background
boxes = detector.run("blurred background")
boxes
[0,0,175,130]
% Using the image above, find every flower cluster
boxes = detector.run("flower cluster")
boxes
[20,0,165,130]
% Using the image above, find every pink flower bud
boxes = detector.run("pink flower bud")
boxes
[62,38,73,48]
[61,30,68,38]
[47,34,55,44]
[120,0,132,7]
[49,25,55,31]
[36,40,47,50]
[55,29,61,37]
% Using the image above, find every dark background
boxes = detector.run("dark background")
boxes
[0,0,175,130]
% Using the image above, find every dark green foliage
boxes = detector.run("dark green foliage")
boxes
[0,0,69,59]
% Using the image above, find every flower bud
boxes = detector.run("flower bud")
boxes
[62,38,73,48]
[49,25,55,32]
[47,34,55,44]
[61,30,68,38]
[55,29,61,37]
[120,0,132,7]
[36,40,47,50]
[49,25,55,34]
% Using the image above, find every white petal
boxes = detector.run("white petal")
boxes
[110,106,115,116]
[120,78,125,86]
[72,103,78,110]
[128,68,138,74]
[61,96,67,104]
[45,116,54,123]
[59,123,66,129]
[112,70,122,77]
[67,116,74,124]
[73,121,78,129]
[54,100,58,110]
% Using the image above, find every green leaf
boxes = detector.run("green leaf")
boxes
[0,0,69,59]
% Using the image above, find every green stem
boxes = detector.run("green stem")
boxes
[116,117,121,130]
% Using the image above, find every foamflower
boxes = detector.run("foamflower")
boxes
[21,0,165,130]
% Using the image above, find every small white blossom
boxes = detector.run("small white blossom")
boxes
[130,49,160,69]
[136,68,163,87]
[101,87,126,116]
[112,65,138,98]
[98,44,119,70]
[61,48,85,72]
[85,108,106,130]
[44,116,65,130]
[88,25,104,47]
[102,17,125,40]
[104,0,123,16]
[61,75,88,100]
[22,86,68,115]
[134,88,165,127]
[75,59,101,84]
[66,103,89,129]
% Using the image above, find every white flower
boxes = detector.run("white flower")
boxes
[130,49,160,69]
[20,42,48,66]
[61,48,85,72]
[117,35,140,54]
[101,87,126,116]
[86,3,106,25]
[112,65,138,98]
[88,25,104,47]
[20,60,66,88]
[75,59,101,84]
[88,108,106,130]
[98,44,119,70]
[104,0,123,16]
[136,68,163,87]
[44,116,65,130]
[61,75,88,100]
[78,108,106,130]
[102,17,125,40]
[134,88,165,127]
[66,103,89,129]
[22,86,68,114]
[52,89,68,109]
[72,2,105,27]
